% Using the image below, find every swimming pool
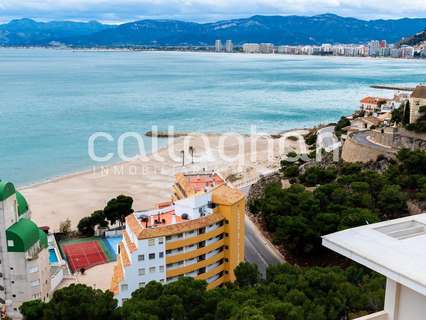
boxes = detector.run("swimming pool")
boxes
[49,248,59,264]
[105,236,122,256]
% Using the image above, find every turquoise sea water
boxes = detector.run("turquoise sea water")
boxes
[1,48,426,186]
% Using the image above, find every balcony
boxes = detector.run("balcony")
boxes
[354,311,388,320]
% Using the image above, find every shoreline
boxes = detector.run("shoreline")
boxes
[1,47,423,62]
[18,129,312,191]
[20,129,310,230]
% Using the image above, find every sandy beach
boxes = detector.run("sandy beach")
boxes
[21,131,308,231]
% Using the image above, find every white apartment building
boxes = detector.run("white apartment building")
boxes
[323,214,426,320]
[242,43,260,53]
[225,40,233,53]
[0,181,50,319]
[215,40,222,52]
[259,43,274,54]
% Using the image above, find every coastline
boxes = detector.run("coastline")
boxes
[1,46,423,62]
[18,129,310,190]
[21,130,309,230]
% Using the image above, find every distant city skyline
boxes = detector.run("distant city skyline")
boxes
[1,0,426,24]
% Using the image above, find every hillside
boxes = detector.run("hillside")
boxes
[400,29,426,46]
[0,18,112,45]
[2,14,426,46]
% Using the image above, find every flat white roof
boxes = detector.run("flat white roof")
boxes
[322,213,426,296]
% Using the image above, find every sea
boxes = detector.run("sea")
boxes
[1,48,426,186]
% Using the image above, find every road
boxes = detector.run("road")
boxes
[240,184,285,277]
[351,131,395,153]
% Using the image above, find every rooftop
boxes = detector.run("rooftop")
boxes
[175,172,224,197]
[360,96,387,105]
[137,209,183,229]
[322,213,426,295]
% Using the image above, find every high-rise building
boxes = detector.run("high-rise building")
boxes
[225,40,233,53]
[323,213,426,320]
[111,172,245,306]
[0,181,50,318]
[368,40,381,56]
[215,40,223,52]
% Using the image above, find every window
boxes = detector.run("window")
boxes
[139,282,145,288]
[159,266,164,272]
[158,238,164,245]
[148,239,155,246]
[159,252,164,258]
[149,267,156,273]
[31,280,40,287]
[138,268,145,275]
[28,266,38,274]
[121,284,128,291]
[7,240,14,247]
[138,254,144,261]
[149,253,155,260]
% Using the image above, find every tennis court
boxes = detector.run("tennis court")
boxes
[59,238,115,273]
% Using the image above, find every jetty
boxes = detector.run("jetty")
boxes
[370,85,415,91]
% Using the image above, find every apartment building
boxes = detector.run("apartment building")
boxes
[360,96,388,113]
[323,214,426,320]
[111,173,245,305]
[0,181,50,319]
[225,40,233,53]
[242,43,260,53]
[215,40,222,52]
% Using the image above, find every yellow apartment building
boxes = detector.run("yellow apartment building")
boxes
[111,172,245,305]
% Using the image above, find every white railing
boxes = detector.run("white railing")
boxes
[207,274,221,283]
[50,267,64,292]
[135,205,175,219]
[105,229,124,237]
[206,248,222,259]
[206,261,221,271]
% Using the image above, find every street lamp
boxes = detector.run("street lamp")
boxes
[189,146,194,164]
[180,150,185,167]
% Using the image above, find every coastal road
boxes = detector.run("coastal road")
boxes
[351,131,395,153]
[240,183,285,278]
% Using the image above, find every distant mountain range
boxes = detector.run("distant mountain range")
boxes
[2,14,426,47]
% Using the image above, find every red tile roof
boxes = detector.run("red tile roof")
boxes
[360,96,387,105]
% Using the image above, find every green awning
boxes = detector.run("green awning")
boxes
[0,180,15,201]
[16,192,29,216]
[6,218,41,252]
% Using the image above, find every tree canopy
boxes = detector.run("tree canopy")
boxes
[250,149,426,261]
[21,264,384,320]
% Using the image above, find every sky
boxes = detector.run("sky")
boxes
[1,0,426,24]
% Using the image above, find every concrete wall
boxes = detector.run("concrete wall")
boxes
[341,137,387,163]
[369,128,426,150]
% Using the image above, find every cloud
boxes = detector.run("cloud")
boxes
[1,0,426,23]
